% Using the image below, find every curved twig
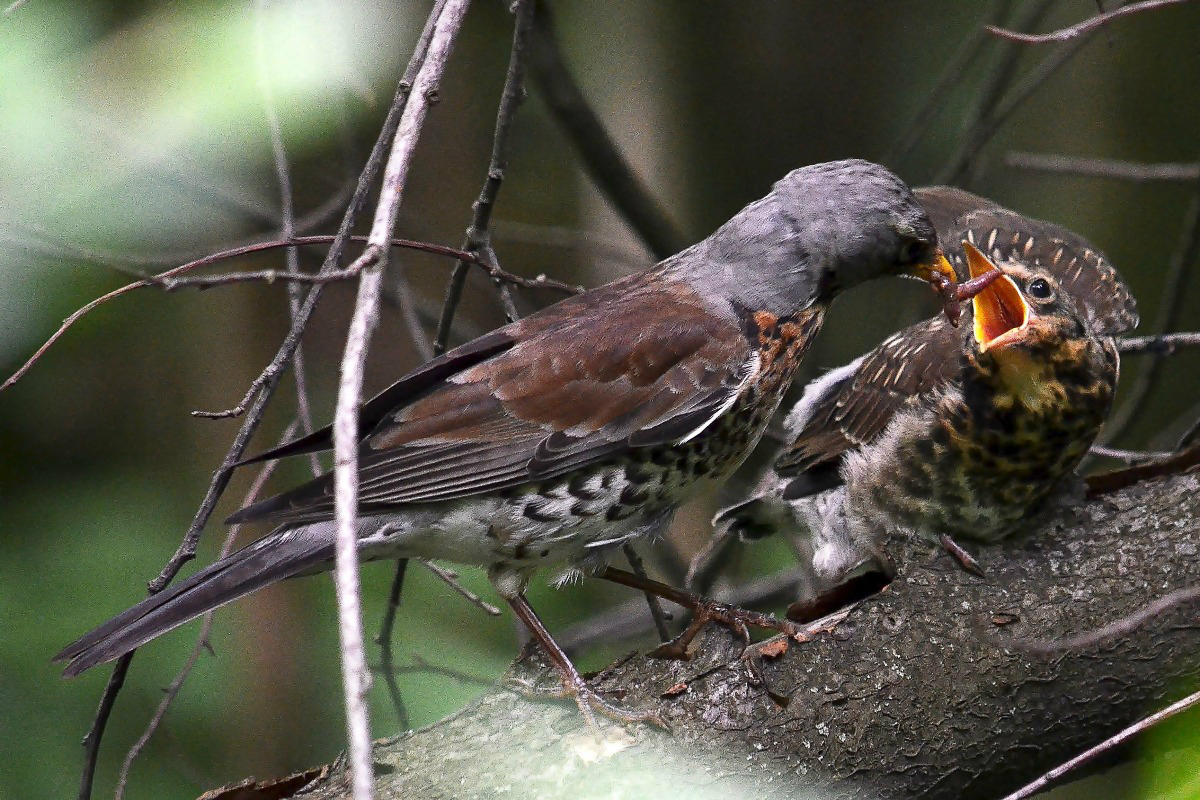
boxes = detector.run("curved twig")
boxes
[986,0,1196,44]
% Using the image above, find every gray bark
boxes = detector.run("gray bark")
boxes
[260,472,1197,800]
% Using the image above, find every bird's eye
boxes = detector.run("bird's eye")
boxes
[1027,278,1054,299]
[898,240,925,264]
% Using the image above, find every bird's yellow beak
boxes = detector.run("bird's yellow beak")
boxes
[966,242,1029,352]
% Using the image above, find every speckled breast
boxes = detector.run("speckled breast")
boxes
[505,305,826,557]
[887,338,1117,543]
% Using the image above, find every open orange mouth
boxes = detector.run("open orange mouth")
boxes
[965,241,1029,352]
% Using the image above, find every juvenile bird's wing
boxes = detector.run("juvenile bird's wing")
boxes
[228,273,784,525]
[775,317,960,493]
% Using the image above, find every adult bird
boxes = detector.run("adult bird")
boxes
[56,161,972,725]
[694,187,1139,609]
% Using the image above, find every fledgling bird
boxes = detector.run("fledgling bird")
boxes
[696,187,1139,602]
[56,161,971,725]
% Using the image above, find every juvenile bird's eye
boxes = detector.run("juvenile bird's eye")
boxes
[1028,278,1053,299]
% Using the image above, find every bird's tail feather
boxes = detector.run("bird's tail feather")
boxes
[54,526,333,677]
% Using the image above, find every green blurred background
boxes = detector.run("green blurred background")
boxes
[2,2,1198,798]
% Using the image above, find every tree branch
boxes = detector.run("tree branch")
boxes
[264,472,1200,799]
[528,0,687,260]
[1006,152,1200,182]
[330,3,471,798]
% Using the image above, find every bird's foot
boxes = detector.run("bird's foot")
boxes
[505,592,667,732]
[504,670,668,731]
[939,533,985,577]
[598,567,805,661]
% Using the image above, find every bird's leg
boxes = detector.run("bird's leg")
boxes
[505,593,667,730]
[622,542,674,642]
[938,533,985,577]
[597,567,804,660]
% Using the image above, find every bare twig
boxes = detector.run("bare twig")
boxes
[885,0,1015,167]
[999,688,1200,800]
[1,234,576,397]
[939,1,1096,185]
[559,566,811,655]
[253,0,317,461]
[418,560,503,616]
[1087,441,1200,497]
[986,0,1195,44]
[528,0,686,260]
[377,558,411,728]
[622,543,673,643]
[1007,152,1200,182]
[1088,445,1174,463]
[71,42,432,800]
[332,4,471,798]
[371,652,493,686]
[113,420,298,800]
[433,0,534,355]
[1116,331,1200,354]
[1099,183,1200,447]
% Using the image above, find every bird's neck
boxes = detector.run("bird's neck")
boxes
[660,215,823,320]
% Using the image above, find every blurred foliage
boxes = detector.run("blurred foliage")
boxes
[1,1,1198,799]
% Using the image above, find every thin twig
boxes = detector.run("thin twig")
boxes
[939,0,1095,185]
[253,0,317,463]
[377,558,411,728]
[558,566,812,655]
[528,0,686,260]
[1,234,576,396]
[1116,331,1200,354]
[332,4,471,799]
[418,560,503,616]
[1006,152,1200,182]
[371,652,493,686]
[433,0,534,354]
[1099,183,1200,447]
[1086,441,1200,497]
[622,543,673,642]
[1088,445,1175,463]
[113,420,298,800]
[885,0,1014,167]
[999,688,1200,800]
[71,44,430,800]
[986,0,1195,44]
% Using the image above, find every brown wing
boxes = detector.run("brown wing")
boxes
[775,316,961,481]
[228,272,755,525]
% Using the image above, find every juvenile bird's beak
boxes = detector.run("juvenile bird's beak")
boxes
[965,242,1029,352]
[910,246,1001,326]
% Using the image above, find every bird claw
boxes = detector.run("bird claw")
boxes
[647,597,802,661]
[503,670,669,731]
[939,533,986,577]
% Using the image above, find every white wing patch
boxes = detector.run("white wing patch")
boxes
[677,353,761,444]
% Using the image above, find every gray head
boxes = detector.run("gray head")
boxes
[671,159,955,317]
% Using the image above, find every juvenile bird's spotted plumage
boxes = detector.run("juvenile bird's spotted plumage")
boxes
[695,187,1138,598]
[56,161,965,725]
